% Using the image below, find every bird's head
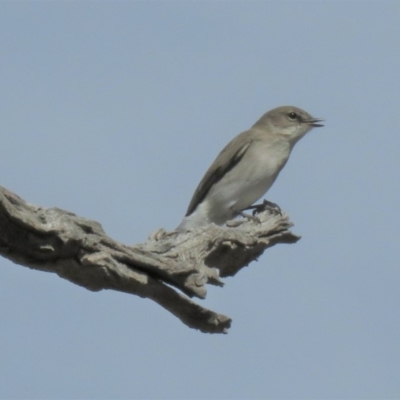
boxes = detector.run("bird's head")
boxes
[253,105,324,145]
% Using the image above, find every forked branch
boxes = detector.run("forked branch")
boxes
[0,185,299,334]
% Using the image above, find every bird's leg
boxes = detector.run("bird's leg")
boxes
[244,199,282,216]
[237,210,261,224]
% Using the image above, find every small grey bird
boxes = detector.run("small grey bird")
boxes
[177,106,323,232]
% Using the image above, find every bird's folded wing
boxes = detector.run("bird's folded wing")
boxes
[185,130,254,216]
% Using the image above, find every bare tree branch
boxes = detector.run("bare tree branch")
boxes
[0,185,300,334]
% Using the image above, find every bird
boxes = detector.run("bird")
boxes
[176,105,323,232]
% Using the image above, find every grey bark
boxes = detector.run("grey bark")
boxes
[0,185,300,334]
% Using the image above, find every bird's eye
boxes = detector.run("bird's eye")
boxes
[288,112,297,120]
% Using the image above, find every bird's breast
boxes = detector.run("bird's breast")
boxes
[208,139,291,212]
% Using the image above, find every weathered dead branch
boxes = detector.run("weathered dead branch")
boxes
[0,185,300,334]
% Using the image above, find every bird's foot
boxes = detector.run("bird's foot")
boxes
[238,211,261,225]
[244,199,282,216]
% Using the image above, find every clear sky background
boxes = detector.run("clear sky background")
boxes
[0,1,399,399]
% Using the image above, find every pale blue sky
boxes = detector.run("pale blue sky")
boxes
[1,1,400,399]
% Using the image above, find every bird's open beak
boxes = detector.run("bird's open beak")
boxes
[306,118,324,128]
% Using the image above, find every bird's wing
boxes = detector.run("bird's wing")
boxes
[185,130,254,216]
